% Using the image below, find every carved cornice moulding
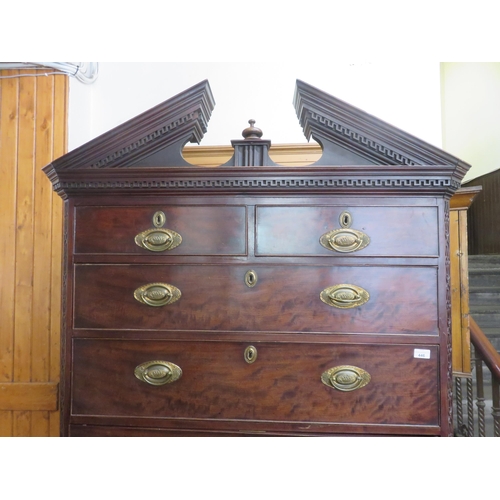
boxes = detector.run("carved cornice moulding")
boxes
[44,79,471,197]
[46,80,215,171]
[293,79,470,173]
[44,165,463,199]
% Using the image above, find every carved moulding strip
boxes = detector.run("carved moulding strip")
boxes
[89,112,203,169]
[308,111,417,166]
[293,79,472,172]
[44,80,215,172]
[48,169,463,198]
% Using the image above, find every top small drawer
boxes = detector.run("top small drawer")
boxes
[256,205,439,257]
[74,205,247,255]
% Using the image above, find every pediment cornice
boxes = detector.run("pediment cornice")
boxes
[46,80,215,171]
[293,79,470,173]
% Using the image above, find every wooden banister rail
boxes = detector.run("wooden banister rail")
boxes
[470,316,500,379]
[454,316,500,436]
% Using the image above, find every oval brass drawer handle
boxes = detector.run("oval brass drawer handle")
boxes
[135,360,182,386]
[320,284,370,309]
[320,228,370,253]
[321,365,371,392]
[320,284,369,309]
[134,283,181,307]
[135,228,182,252]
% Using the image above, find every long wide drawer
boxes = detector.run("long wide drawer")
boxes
[74,205,247,255]
[71,339,440,427]
[73,264,439,334]
[256,205,439,257]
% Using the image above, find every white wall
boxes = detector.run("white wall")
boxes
[68,62,443,155]
[441,62,500,183]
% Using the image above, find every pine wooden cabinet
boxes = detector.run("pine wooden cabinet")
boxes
[450,186,482,375]
[44,80,470,436]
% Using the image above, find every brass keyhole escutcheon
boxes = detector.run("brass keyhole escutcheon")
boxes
[339,211,352,229]
[153,211,166,228]
[244,345,258,364]
[245,270,258,288]
[135,211,182,252]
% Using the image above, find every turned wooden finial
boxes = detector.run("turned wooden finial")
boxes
[242,119,263,140]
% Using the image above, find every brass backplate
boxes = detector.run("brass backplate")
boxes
[135,228,182,252]
[134,360,182,386]
[134,283,182,307]
[321,365,371,392]
[320,228,370,253]
[320,284,369,309]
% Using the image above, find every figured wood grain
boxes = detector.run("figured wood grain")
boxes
[74,205,247,255]
[72,339,440,426]
[0,69,68,436]
[256,205,439,256]
[45,81,470,437]
[74,264,439,334]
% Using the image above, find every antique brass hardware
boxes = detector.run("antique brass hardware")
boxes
[244,345,258,364]
[244,270,258,288]
[320,228,370,253]
[153,210,166,228]
[320,284,369,309]
[134,360,182,386]
[134,283,181,307]
[135,211,182,252]
[135,228,182,252]
[320,210,370,253]
[321,365,370,392]
[339,210,352,228]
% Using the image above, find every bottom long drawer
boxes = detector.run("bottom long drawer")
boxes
[71,339,440,426]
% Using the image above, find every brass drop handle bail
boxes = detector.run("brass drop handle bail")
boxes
[135,210,182,252]
[135,360,182,386]
[320,284,369,309]
[319,210,370,253]
[321,365,371,392]
[134,283,182,307]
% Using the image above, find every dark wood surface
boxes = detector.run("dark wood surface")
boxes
[73,263,439,334]
[72,339,440,426]
[256,205,439,256]
[463,168,500,254]
[43,80,472,436]
[74,205,247,255]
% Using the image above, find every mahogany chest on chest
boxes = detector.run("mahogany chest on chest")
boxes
[44,80,470,436]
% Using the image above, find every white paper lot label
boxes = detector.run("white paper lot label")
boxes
[414,349,431,359]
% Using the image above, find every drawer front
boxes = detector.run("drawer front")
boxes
[74,264,438,334]
[256,206,439,256]
[72,339,440,426]
[74,205,247,255]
